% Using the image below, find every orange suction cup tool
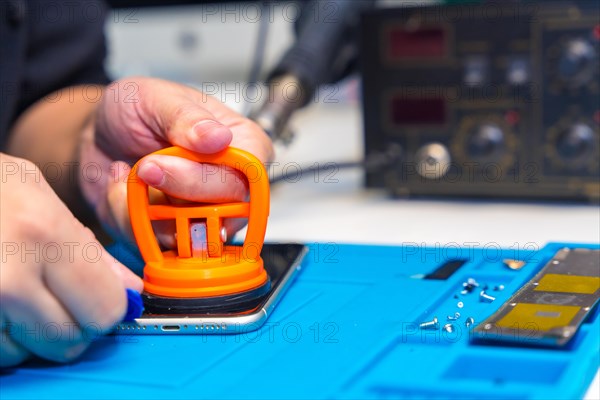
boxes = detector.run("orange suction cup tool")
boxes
[127,146,270,314]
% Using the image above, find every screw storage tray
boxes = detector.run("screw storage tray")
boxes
[2,242,599,399]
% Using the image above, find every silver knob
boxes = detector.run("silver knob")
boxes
[415,143,451,180]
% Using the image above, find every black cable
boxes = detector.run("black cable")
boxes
[269,144,403,185]
[243,2,270,117]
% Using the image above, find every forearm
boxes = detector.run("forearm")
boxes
[6,85,104,226]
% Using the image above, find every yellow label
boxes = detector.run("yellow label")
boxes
[496,303,580,332]
[535,274,600,294]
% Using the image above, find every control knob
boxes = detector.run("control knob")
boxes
[558,38,598,87]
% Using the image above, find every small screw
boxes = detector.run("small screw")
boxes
[480,291,496,303]
[457,301,464,308]
[419,317,439,330]
[443,323,455,333]
[562,327,574,338]
[461,278,479,294]
[467,278,479,287]
[494,285,505,291]
[465,317,475,327]
[447,312,461,321]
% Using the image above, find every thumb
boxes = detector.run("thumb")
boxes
[167,111,233,154]
[139,79,233,154]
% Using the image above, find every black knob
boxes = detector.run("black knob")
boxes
[467,124,505,160]
[557,124,595,161]
[558,39,597,87]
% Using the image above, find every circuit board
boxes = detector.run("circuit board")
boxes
[1,242,598,399]
[473,248,600,347]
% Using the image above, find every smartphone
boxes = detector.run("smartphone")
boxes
[115,243,308,335]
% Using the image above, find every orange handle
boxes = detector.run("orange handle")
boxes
[127,146,269,264]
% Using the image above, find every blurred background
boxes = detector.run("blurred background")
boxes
[102,1,599,249]
[105,1,294,89]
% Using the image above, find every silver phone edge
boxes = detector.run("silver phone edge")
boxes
[114,245,308,335]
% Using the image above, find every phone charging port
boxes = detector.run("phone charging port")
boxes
[161,325,181,331]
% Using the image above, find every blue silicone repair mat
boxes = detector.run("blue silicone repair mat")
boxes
[1,242,599,399]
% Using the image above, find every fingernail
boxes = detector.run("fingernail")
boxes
[192,121,232,152]
[137,161,164,186]
[123,288,144,322]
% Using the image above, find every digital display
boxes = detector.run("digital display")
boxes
[390,97,446,125]
[387,27,446,59]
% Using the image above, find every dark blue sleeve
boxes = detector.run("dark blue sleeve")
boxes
[0,0,110,145]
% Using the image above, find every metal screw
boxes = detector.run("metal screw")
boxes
[494,285,505,291]
[467,278,479,287]
[465,317,475,327]
[480,290,496,303]
[443,323,455,333]
[461,278,480,295]
[447,312,461,321]
[457,301,464,308]
[562,327,575,338]
[419,317,439,330]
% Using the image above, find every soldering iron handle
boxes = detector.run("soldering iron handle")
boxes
[270,0,375,102]
[252,0,375,142]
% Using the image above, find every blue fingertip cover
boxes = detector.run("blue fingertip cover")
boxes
[123,288,144,322]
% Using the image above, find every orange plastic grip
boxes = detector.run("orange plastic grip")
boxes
[126,146,270,298]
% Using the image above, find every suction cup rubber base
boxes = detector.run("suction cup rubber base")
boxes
[142,277,271,314]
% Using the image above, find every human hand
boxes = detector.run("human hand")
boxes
[79,77,273,247]
[0,153,143,367]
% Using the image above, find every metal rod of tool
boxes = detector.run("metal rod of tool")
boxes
[251,0,375,143]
